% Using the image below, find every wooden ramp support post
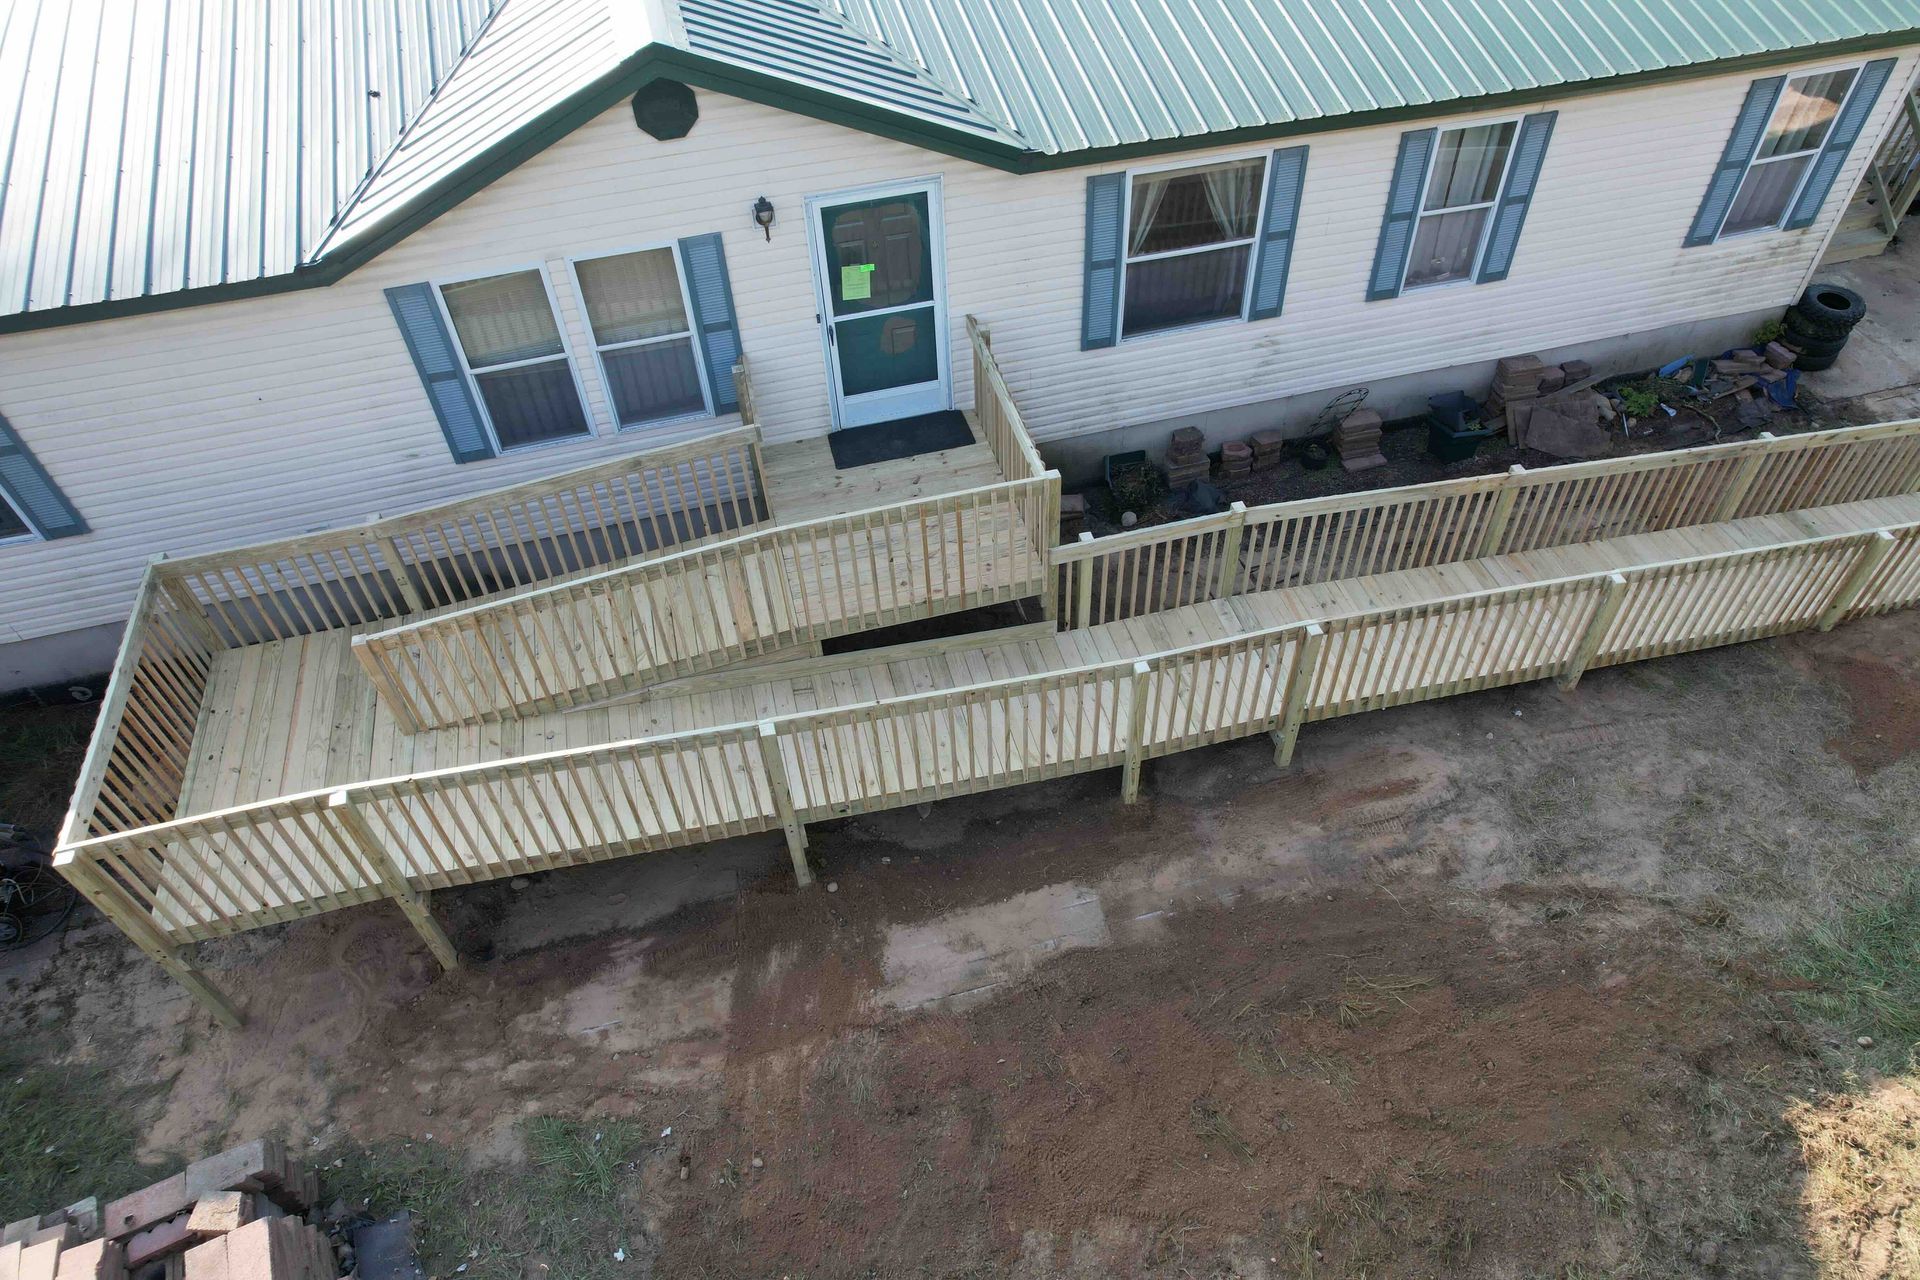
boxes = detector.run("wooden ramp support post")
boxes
[1270,623,1326,769]
[326,791,459,972]
[60,858,243,1028]
[1477,466,1526,556]
[1215,502,1248,598]
[1712,433,1775,521]
[1121,661,1152,804]
[1818,530,1896,630]
[1559,573,1629,692]
[758,722,813,886]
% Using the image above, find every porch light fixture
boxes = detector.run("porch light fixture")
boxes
[753,196,776,241]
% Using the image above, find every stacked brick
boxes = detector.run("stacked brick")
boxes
[1249,429,1287,473]
[1,1142,335,1280]
[1333,409,1386,473]
[1218,440,1252,480]
[1164,427,1209,486]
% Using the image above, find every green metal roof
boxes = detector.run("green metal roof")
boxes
[3,0,1918,333]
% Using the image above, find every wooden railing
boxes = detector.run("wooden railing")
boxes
[1053,420,1920,629]
[57,565,221,845]
[57,517,1920,963]
[153,427,770,646]
[1864,78,1920,237]
[353,476,1057,731]
[967,314,1061,615]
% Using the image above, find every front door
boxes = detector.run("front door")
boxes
[808,180,951,429]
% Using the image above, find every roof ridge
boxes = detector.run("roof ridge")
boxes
[312,0,514,263]
[801,0,1030,144]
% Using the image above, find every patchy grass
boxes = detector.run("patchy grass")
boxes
[0,1038,163,1222]
[1786,874,1920,1070]
[0,703,94,833]
[325,1120,662,1280]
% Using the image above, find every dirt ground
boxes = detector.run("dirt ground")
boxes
[5,613,1920,1277]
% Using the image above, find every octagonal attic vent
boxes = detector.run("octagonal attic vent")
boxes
[632,80,698,140]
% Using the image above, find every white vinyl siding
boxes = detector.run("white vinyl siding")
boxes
[0,51,1912,655]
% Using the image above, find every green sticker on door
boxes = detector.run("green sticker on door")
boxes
[840,262,875,301]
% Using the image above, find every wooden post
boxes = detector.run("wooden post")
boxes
[1041,471,1063,623]
[59,856,242,1028]
[327,791,459,971]
[1269,623,1326,768]
[757,722,812,886]
[1818,531,1896,630]
[1558,573,1629,691]
[1712,433,1775,521]
[1215,502,1248,598]
[368,515,427,615]
[1073,531,1095,629]
[1120,661,1152,804]
[1476,467,1526,556]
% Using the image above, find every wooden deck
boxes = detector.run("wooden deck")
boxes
[178,492,1920,821]
[761,425,1012,522]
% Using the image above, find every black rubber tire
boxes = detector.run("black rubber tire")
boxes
[1784,308,1853,344]
[1794,283,1867,329]
[1795,349,1842,372]
[1786,332,1847,359]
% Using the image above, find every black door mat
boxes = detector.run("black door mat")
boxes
[828,409,974,470]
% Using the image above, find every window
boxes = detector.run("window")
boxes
[438,269,590,451]
[571,247,711,427]
[0,489,30,541]
[1121,156,1267,337]
[1722,68,1861,236]
[1404,121,1517,290]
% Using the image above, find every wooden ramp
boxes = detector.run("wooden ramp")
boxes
[135,489,1920,939]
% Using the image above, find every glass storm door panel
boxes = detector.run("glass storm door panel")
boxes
[811,186,950,428]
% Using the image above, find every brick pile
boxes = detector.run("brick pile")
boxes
[1218,440,1252,481]
[1333,409,1386,473]
[1484,353,1546,441]
[1248,429,1287,472]
[1164,427,1209,486]
[1,1142,336,1280]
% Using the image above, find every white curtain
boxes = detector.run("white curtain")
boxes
[1201,162,1260,239]
[1129,178,1170,254]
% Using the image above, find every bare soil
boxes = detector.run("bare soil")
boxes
[6,616,1920,1277]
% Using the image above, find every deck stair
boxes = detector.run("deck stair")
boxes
[50,398,1920,1028]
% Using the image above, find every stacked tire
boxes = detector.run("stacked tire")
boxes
[1782,284,1867,372]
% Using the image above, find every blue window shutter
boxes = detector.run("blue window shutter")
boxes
[678,232,741,413]
[1081,173,1125,349]
[385,283,495,463]
[1785,58,1898,230]
[1367,129,1436,301]
[1247,146,1309,320]
[1684,76,1785,246]
[0,410,86,540]
[1476,112,1556,283]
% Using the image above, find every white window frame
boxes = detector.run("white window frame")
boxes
[0,484,40,545]
[432,263,595,456]
[1117,150,1273,343]
[565,241,715,432]
[1715,61,1868,242]
[1401,114,1522,293]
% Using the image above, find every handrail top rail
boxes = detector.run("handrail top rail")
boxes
[58,516,1914,864]
[1051,418,1920,562]
[964,313,1048,476]
[351,471,1060,644]
[158,425,764,579]
[55,563,167,851]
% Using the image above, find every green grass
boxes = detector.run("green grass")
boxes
[0,1039,164,1223]
[1786,873,1920,1070]
[325,1119,656,1280]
